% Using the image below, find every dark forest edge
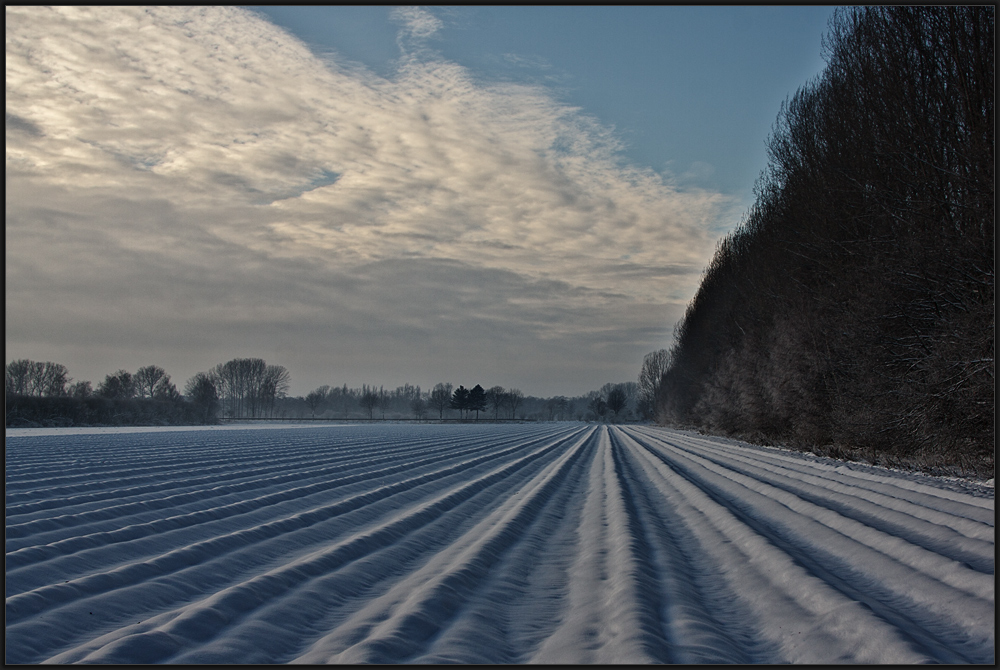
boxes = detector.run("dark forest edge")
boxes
[644,7,993,480]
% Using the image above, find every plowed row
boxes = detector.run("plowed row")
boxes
[5,424,994,663]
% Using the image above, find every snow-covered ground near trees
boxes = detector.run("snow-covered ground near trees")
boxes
[5,423,994,663]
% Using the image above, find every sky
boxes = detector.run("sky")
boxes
[6,6,835,398]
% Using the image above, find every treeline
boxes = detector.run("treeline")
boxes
[5,357,286,427]
[6,357,644,426]
[654,7,993,476]
[285,381,641,423]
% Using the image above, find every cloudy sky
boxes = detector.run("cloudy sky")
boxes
[6,6,834,398]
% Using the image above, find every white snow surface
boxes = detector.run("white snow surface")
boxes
[5,423,994,664]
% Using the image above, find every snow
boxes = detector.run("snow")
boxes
[5,423,994,663]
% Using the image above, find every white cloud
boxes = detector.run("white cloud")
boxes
[391,6,444,42]
[5,6,733,395]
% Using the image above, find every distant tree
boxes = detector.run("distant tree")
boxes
[485,385,505,420]
[504,388,525,420]
[359,384,379,420]
[98,370,135,400]
[411,395,427,420]
[134,365,167,399]
[40,362,70,397]
[153,376,180,401]
[68,380,93,399]
[605,385,629,421]
[429,382,453,419]
[305,386,328,417]
[260,365,290,417]
[184,372,219,424]
[6,359,32,396]
[468,384,487,420]
[450,385,470,419]
[6,360,70,397]
[546,396,569,421]
[638,349,671,420]
[588,393,608,422]
[209,358,289,418]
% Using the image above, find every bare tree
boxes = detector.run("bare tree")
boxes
[210,358,288,418]
[98,370,135,400]
[485,385,506,420]
[305,386,329,417]
[134,365,167,399]
[504,388,525,420]
[429,382,453,419]
[411,395,427,420]
[260,365,290,417]
[638,349,672,421]
[39,362,70,396]
[6,360,70,397]
[359,384,379,420]
[377,386,389,420]
[6,359,33,396]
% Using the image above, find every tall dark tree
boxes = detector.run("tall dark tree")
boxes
[638,349,671,421]
[98,369,135,400]
[450,385,470,419]
[605,385,629,421]
[359,384,379,420]
[153,376,180,401]
[184,372,219,424]
[467,384,487,420]
[134,365,167,399]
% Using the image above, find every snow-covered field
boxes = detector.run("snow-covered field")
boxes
[6,423,994,663]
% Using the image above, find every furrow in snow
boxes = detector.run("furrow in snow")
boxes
[42,428,590,664]
[5,428,563,573]
[6,429,575,627]
[633,429,995,574]
[619,428,935,664]
[610,428,771,663]
[625,429,994,663]
[286,427,594,665]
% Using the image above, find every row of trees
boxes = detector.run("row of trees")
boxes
[301,382,528,421]
[649,7,993,475]
[5,357,288,426]
[8,357,647,426]
[5,361,182,401]
[293,381,640,423]
[6,360,201,427]
[204,358,290,419]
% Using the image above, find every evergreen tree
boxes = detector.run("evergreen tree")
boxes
[450,385,470,419]
[468,384,487,420]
